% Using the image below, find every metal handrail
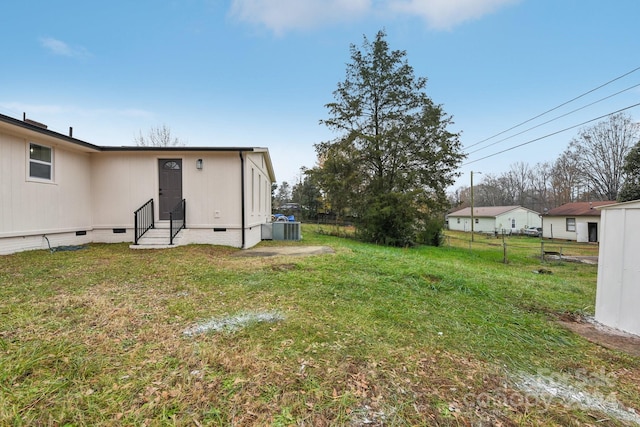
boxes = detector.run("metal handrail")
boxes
[169,199,186,245]
[134,198,154,244]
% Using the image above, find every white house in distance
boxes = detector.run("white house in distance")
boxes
[595,200,640,336]
[542,201,613,242]
[0,112,276,255]
[447,206,541,234]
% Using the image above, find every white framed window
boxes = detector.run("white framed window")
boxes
[251,168,255,213]
[566,218,576,232]
[28,143,53,181]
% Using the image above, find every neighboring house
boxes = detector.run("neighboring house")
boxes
[543,201,614,242]
[595,200,640,336]
[447,206,541,234]
[0,113,275,255]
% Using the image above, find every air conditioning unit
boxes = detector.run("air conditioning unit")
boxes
[261,223,273,240]
[272,221,301,241]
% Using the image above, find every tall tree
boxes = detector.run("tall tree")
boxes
[134,124,184,147]
[551,149,583,205]
[475,173,511,207]
[529,162,553,212]
[291,170,323,220]
[313,30,464,246]
[567,113,638,201]
[618,141,640,202]
[273,181,292,209]
[310,142,360,223]
[504,162,532,206]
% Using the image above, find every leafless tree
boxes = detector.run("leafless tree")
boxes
[550,149,582,204]
[529,162,553,212]
[503,162,532,206]
[134,124,185,147]
[567,113,639,201]
[477,173,510,206]
[449,115,639,208]
[447,185,469,208]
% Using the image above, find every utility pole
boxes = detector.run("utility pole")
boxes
[470,171,481,242]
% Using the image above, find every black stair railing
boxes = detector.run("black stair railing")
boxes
[169,199,186,245]
[134,198,154,245]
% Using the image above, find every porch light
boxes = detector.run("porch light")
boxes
[196,159,203,170]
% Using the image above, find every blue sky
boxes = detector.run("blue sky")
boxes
[2,0,639,190]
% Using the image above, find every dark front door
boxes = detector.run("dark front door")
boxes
[158,159,182,220]
[588,222,598,242]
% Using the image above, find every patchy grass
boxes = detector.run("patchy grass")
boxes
[0,225,638,426]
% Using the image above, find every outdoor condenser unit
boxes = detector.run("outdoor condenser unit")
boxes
[271,222,301,241]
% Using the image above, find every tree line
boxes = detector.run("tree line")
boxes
[449,113,640,213]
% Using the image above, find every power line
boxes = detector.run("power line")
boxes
[466,82,640,155]
[464,65,640,151]
[462,103,640,166]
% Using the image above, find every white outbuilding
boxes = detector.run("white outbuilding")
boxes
[595,200,640,336]
[543,201,613,242]
[447,205,541,235]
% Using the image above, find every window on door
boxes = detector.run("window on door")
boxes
[163,161,180,170]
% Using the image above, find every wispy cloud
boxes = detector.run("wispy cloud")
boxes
[229,0,518,34]
[0,102,153,120]
[0,102,67,116]
[387,0,519,30]
[39,37,91,58]
[229,0,371,35]
[115,108,155,119]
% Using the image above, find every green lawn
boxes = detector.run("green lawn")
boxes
[0,225,638,426]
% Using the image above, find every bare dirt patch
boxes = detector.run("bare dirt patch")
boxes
[559,314,640,358]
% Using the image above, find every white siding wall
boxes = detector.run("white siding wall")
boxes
[91,152,155,228]
[448,208,541,234]
[90,150,273,248]
[244,225,263,249]
[474,218,495,233]
[91,152,246,229]
[543,216,601,241]
[245,152,273,228]
[544,217,573,240]
[447,216,470,232]
[595,203,640,336]
[0,232,93,255]
[447,216,497,233]
[178,229,243,248]
[0,131,93,254]
[1,134,273,253]
[189,152,243,228]
[496,211,541,232]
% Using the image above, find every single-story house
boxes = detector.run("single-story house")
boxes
[595,200,640,336]
[0,113,275,255]
[447,206,541,234]
[542,201,614,242]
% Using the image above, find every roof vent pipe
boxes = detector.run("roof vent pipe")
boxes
[69,127,73,137]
